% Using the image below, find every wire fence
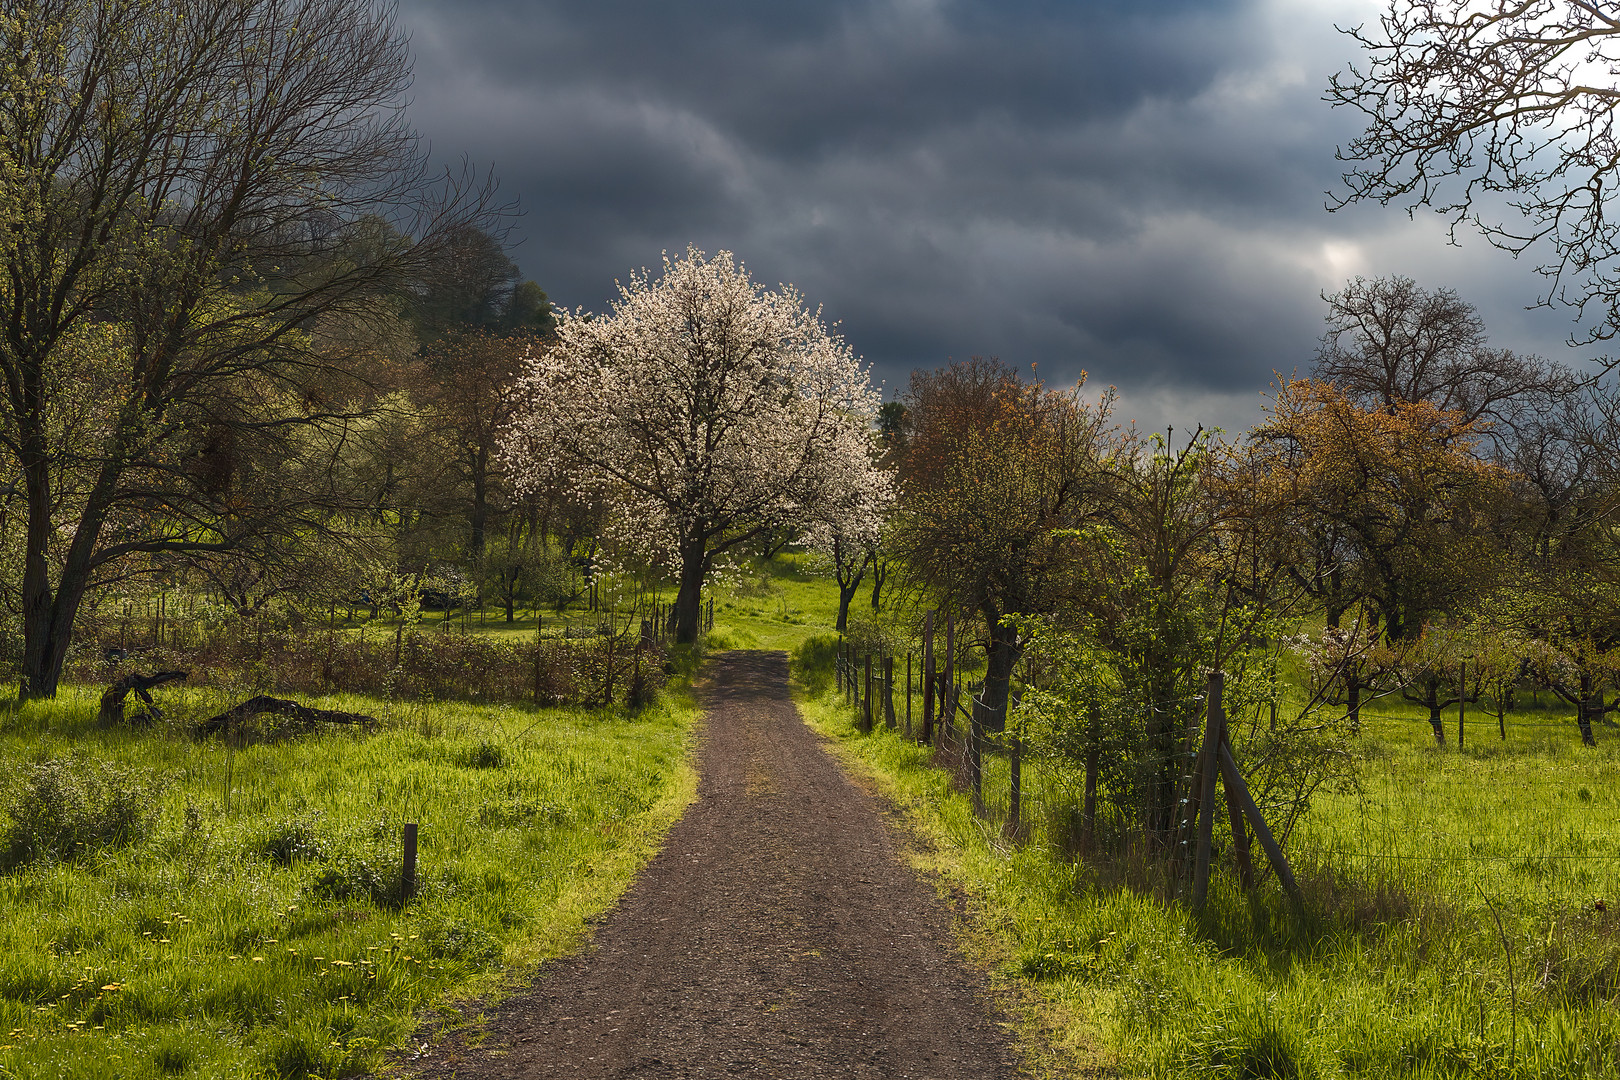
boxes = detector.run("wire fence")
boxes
[829,621,1620,909]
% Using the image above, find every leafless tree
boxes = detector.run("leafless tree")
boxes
[1315,276,1572,433]
[0,0,499,698]
[1329,2,1620,343]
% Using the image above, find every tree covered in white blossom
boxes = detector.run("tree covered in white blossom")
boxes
[501,246,889,642]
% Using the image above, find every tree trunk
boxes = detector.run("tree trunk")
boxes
[20,445,111,700]
[1346,671,1361,736]
[469,446,489,561]
[835,578,861,632]
[673,538,708,644]
[1428,704,1445,746]
[978,603,1021,734]
[1577,695,1598,748]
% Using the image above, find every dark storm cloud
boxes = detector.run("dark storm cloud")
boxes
[395,0,1588,431]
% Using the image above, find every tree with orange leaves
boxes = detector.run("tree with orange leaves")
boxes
[1250,379,1509,647]
[889,358,1112,736]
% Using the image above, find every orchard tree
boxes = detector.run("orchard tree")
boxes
[1330,2,1620,341]
[891,358,1111,736]
[0,0,493,698]
[1252,380,1508,645]
[502,247,886,643]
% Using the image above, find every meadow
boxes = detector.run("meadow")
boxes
[800,664,1620,1079]
[5,555,1619,1079]
[0,686,699,1079]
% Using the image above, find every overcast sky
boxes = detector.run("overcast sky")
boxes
[396,0,1605,435]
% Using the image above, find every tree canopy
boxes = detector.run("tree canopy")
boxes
[502,246,888,643]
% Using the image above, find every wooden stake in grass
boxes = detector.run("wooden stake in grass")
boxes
[1458,656,1466,751]
[942,611,956,744]
[882,655,896,730]
[862,654,874,734]
[402,823,419,901]
[905,652,913,737]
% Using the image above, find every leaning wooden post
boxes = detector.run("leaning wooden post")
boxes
[1216,738,1304,911]
[922,612,936,745]
[1191,671,1224,913]
[1227,777,1255,890]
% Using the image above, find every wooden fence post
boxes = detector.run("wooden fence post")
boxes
[969,685,984,817]
[848,642,856,705]
[862,654,874,733]
[942,612,955,742]
[1458,657,1466,752]
[1191,671,1223,913]
[835,635,844,695]
[1008,730,1022,839]
[922,612,935,745]
[1082,701,1099,853]
[883,655,896,729]
[402,822,419,901]
[905,652,913,737]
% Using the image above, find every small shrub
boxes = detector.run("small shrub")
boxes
[253,815,330,866]
[458,740,507,769]
[310,849,398,907]
[1,756,160,867]
[792,633,840,695]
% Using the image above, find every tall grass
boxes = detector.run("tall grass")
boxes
[0,687,699,1079]
[799,682,1620,1080]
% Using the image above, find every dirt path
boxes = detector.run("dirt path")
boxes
[404,650,1020,1079]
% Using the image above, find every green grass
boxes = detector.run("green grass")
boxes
[798,664,1620,1080]
[0,686,699,1079]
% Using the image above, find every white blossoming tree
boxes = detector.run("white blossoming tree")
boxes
[502,247,888,643]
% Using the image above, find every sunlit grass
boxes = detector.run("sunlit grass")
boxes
[0,687,699,1079]
[798,650,1620,1080]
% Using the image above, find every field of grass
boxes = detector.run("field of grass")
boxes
[0,687,699,1079]
[18,552,1620,1079]
[798,658,1620,1080]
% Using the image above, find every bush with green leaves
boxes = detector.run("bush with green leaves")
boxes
[1,756,160,866]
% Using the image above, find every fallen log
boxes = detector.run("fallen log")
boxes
[196,695,377,740]
[98,670,189,726]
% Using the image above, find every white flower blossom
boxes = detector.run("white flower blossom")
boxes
[501,246,889,641]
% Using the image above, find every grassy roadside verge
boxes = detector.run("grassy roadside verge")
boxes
[0,686,701,1080]
[796,664,1620,1080]
[793,684,1127,1079]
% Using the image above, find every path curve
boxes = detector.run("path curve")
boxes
[406,650,1020,1079]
